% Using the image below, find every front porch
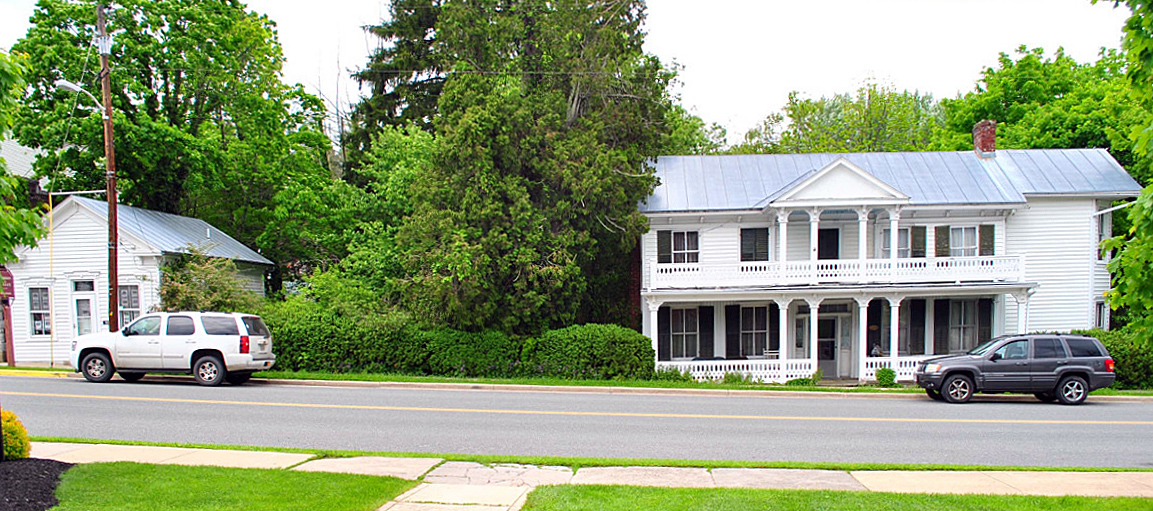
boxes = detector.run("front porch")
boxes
[643,283,1035,384]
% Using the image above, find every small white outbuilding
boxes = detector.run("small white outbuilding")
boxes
[1,195,273,365]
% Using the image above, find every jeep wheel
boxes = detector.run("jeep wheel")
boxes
[1056,376,1088,405]
[225,372,252,385]
[942,374,974,404]
[118,371,145,383]
[1034,392,1056,403]
[925,388,944,401]
[193,355,226,386]
[81,352,114,383]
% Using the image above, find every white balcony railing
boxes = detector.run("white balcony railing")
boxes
[650,255,1023,289]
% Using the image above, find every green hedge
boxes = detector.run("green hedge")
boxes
[262,301,655,381]
[522,324,655,380]
[1074,328,1153,390]
[423,329,522,377]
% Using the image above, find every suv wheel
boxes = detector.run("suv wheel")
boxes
[925,388,944,401]
[1034,392,1056,403]
[193,355,226,386]
[942,374,974,403]
[81,352,115,383]
[1056,376,1088,405]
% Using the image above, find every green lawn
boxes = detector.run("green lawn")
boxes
[51,462,415,511]
[522,485,1153,511]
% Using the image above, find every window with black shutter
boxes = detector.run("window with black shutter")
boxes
[979,225,995,256]
[740,228,769,261]
[657,230,699,263]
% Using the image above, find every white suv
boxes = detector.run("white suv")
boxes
[70,311,275,386]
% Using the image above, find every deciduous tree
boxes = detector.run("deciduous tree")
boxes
[0,50,45,265]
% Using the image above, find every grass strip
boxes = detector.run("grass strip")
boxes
[522,486,1153,511]
[32,436,1153,473]
[52,462,415,511]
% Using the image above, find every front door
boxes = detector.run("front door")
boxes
[818,228,839,260]
[817,317,837,377]
[74,298,94,336]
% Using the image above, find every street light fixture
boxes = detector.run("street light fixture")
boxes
[53,79,105,119]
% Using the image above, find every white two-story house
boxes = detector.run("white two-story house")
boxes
[639,124,1141,383]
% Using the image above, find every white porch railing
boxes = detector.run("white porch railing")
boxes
[656,359,817,384]
[650,255,1023,289]
[658,356,937,383]
[863,355,937,381]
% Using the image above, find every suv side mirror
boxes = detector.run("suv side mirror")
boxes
[989,352,1001,362]
[121,328,130,337]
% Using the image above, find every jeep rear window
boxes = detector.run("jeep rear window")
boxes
[1065,338,1103,357]
[201,316,240,335]
[241,316,269,337]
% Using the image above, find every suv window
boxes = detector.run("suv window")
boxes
[1065,338,1103,357]
[241,316,269,337]
[201,316,240,335]
[167,316,196,336]
[994,339,1029,360]
[126,316,161,336]
[1033,338,1065,359]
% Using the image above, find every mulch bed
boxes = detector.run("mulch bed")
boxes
[0,458,73,511]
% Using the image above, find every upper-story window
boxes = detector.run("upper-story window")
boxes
[881,228,910,258]
[657,231,699,263]
[950,227,978,257]
[935,224,994,258]
[740,228,769,261]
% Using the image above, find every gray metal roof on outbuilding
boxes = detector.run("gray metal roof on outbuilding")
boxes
[641,149,1141,213]
[68,195,274,266]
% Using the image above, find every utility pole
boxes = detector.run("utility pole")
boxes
[97,4,119,331]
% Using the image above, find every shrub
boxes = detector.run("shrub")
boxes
[522,324,655,380]
[1,409,30,461]
[875,367,898,387]
[722,371,755,385]
[784,377,812,386]
[424,329,522,377]
[261,299,426,374]
[653,366,693,382]
[810,368,823,386]
[1074,328,1153,389]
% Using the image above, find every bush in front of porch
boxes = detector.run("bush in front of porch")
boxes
[1075,328,1153,389]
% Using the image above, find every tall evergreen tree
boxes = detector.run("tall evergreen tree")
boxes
[342,0,444,177]
[398,0,676,333]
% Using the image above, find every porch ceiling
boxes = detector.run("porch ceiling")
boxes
[642,280,1036,302]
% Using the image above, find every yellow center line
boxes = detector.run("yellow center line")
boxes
[5,390,1153,426]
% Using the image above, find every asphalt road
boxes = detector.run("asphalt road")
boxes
[4,375,1153,468]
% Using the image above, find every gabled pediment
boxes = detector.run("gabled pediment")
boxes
[768,157,909,208]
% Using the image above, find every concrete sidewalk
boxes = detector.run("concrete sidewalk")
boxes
[29,442,1153,511]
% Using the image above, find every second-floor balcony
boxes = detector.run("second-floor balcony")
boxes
[649,255,1024,290]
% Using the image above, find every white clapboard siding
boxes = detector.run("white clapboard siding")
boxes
[1004,197,1097,332]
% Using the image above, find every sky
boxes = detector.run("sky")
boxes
[0,0,1136,143]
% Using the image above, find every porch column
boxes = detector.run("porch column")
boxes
[776,210,789,281]
[855,296,870,383]
[774,298,790,362]
[857,208,869,283]
[645,297,663,357]
[887,296,902,369]
[805,297,821,366]
[925,298,935,355]
[887,208,901,261]
[1014,292,1030,334]
[809,209,820,284]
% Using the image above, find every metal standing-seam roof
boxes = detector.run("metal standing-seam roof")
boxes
[640,149,1141,213]
[68,195,274,266]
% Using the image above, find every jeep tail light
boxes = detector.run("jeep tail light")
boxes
[240,335,250,354]
[1105,358,1115,372]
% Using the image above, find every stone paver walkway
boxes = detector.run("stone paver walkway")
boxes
[28,442,1153,511]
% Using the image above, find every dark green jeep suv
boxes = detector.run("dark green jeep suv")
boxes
[915,334,1115,405]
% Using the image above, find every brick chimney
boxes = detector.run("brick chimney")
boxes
[973,119,996,158]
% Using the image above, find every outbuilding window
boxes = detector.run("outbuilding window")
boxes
[29,287,50,336]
